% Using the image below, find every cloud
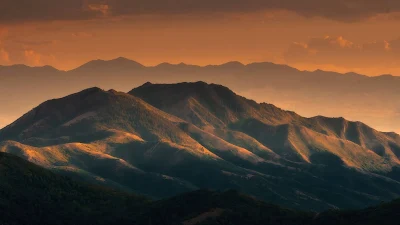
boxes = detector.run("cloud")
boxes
[1,0,400,23]
[24,50,42,65]
[13,40,57,47]
[0,32,10,64]
[71,32,94,38]
[284,36,400,70]
[86,4,110,16]
[23,50,56,66]
[0,27,8,37]
[0,48,10,64]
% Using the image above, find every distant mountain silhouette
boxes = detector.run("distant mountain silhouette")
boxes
[71,57,145,73]
[1,57,399,133]
[2,82,400,211]
[0,64,59,73]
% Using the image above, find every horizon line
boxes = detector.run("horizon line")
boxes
[0,57,397,78]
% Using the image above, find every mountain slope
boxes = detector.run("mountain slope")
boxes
[130,82,400,169]
[0,87,221,198]
[130,81,300,129]
[2,83,400,210]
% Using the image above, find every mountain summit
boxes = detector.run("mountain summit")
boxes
[130,82,299,129]
[71,57,145,72]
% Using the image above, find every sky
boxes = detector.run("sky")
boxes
[1,0,400,75]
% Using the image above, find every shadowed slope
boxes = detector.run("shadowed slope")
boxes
[2,153,400,225]
[130,82,400,170]
[130,81,299,129]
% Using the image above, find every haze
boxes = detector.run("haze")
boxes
[1,0,400,133]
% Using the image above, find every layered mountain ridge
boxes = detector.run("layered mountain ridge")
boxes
[1,57,400,134]
[1,82,400,210]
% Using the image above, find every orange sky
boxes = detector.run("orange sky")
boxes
[1,1,400,75]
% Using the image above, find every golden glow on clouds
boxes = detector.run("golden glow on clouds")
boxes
[0,48,10,64]
[87,4,110,16]
[24,50,41,65]
[284,35,400,74]
[0,10,400,75]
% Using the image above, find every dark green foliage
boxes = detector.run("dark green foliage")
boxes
[0,153,149,225]
[135,190,314,225]
[2,152,400,225]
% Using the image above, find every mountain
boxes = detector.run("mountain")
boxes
[1,58,400,133]
[0,87,203,198]
[2,152,400,225]
[130,81,300,129]
[2,82,400,211]
[71,57,145,73]
[130,82,400,168]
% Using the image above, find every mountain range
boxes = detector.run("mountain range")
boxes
[1,82,400,211]
[1,57,399,134]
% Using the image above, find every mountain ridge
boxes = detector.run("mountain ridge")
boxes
[130,82,400,167]
[2,82,400,211]
[2,57,399,78]
[2,57,400,134]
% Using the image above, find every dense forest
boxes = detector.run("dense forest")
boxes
[1,152,400,225]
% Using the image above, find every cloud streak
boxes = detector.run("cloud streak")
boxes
[284,36,400,70]
[1,0,400,23]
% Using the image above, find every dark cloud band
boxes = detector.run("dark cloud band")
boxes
[1,0,400,23]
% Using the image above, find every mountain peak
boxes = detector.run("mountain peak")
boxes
[63,86,105,98]
[154,62,201,70]
[0,64,60,73]
[131,81,224,97]
[219,61,245,68]
[107,89,119,94]
[224,61,244,66]
[129,81,298,128]
[112,56,131,61]
[108,57,143,65]
[139,81,153,87]
[0,85,188,143]
[72,57,144,72]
